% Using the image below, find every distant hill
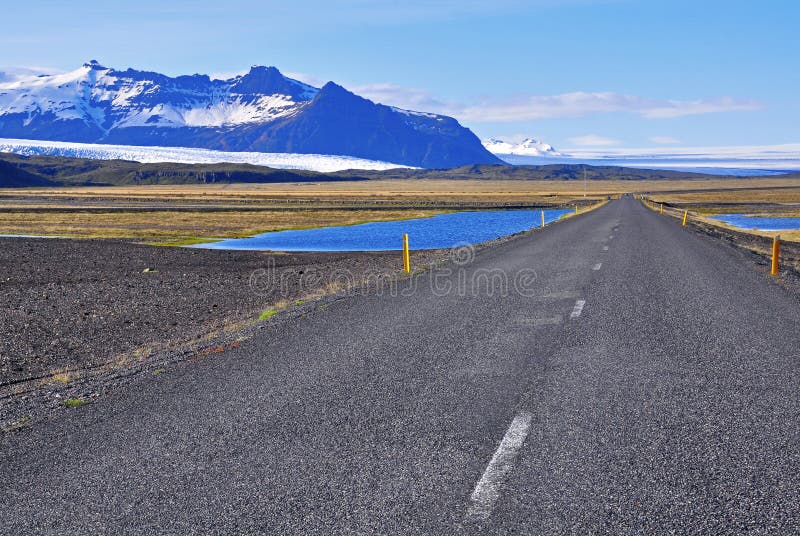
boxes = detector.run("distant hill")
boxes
[1,152,796,188]
[0,61,501,169]
[0,159,59,187]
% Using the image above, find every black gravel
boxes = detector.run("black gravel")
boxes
[0,237,431,385]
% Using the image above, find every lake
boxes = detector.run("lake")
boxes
[711,213,800,231]
[194,209,571,251]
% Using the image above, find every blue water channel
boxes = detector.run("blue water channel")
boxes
[710,213,800,231]
[194,209,572,251]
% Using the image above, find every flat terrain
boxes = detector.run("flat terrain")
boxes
[649,186,800,242]
[0,207,446,244]
[7,177,800,202]
[2,198,799,533]
[0,238,446,386]
[3,178,800,242]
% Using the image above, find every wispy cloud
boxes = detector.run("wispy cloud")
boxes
[566,134,622,147]
[309,0,618,24]
[649,136,681,144]
[0,65,62,83]
[208,69,248,81]
[353,84,762,122]
[284,71,327,88]
[352,83,449,111]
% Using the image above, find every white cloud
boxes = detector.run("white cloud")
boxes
[567,134,622,147]
[309,0,616,24]
[649,136,681,144]
[0,65,62,82]
[284,71,326,88]
[353,83,449,111]
[208,69,248,81]
[352,84,762,122]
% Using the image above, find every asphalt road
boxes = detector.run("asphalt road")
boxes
[2,197,799,534]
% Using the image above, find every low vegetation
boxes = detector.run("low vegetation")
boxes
[258,309,278,321]
[2,154,799,245]
[5,152,799,187]
[649,187,800,242]
[0,206,446,243]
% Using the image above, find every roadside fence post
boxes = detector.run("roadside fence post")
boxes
[403,233,410,273]
[771,235,781,276]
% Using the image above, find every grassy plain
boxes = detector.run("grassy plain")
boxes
[2,177,800,243]
[647,185,800,242]
[0,208,446,244]
[6,177,800,203]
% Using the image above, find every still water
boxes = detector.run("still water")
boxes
[195,209,571,251]
[711,213,800,231]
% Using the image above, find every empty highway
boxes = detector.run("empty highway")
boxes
[2,197,799,534]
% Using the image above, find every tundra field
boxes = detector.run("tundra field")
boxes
[2,177,800,243]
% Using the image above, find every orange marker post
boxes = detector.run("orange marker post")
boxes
[771,235,781,276]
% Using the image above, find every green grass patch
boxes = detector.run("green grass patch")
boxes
[258,309,278,321]
[63,397,86,408]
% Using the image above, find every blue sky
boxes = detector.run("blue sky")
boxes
[3,0,798,151]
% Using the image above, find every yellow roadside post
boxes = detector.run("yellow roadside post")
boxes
[660,203,663,214]
[771,235,781,276]
[402,233,410,273]
[682,210,688,226]
[575,205,579,214]
[541,210,545,228]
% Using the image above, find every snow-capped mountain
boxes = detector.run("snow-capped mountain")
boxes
[0,61,500,168]
[482,137,560,156]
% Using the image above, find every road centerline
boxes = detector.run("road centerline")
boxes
[592,263,602,271]
[570,299,586,318]
[466,411,533,521]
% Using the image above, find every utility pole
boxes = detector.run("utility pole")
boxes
[583,167,587,197]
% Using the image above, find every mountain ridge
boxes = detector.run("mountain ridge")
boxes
[0,62,501,168]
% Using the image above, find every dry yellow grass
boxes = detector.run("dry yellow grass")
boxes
[649,187,800,208]
[647,186,800,242]
[0,208,446,244]
[5,177,800,204]
[3,178,800,244]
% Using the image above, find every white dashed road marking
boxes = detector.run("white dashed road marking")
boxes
[513,315,563,327]
[592,263,602,271]
[570,299,586,318]
[539,290,582,300]
[466,411,533,521]
[602,246,609,251]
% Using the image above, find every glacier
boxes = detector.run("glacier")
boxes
[0,138,413,173]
